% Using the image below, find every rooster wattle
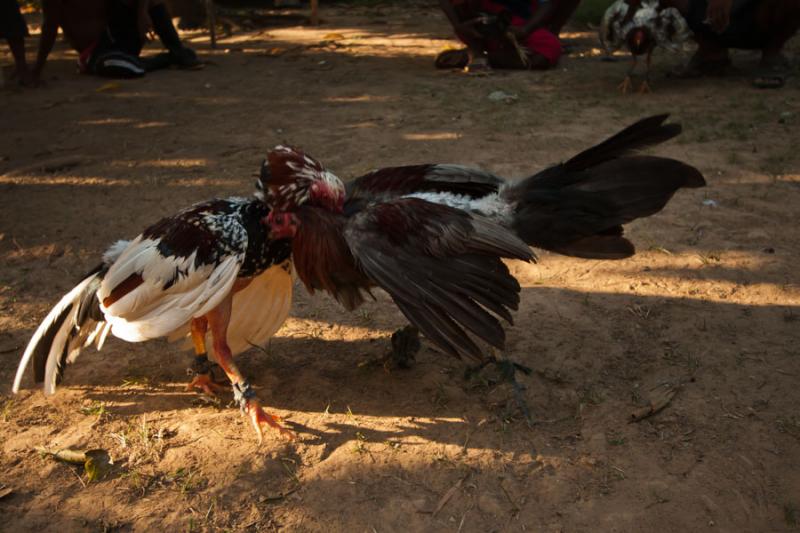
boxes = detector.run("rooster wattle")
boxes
[13,192,295,441]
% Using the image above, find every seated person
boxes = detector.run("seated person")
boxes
[33,0,200,81]
[1,0,33,86]
[666,0,800,88]
[436,0,579,71]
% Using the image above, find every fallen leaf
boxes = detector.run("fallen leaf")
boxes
[84,449,112,482]
[96,82,121,93]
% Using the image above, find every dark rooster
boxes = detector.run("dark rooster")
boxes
[600,0,691,93]
[261,146,534,365]
[266,114,704,371]
[13,192,295,441]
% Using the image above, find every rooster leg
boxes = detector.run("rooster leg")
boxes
[465,351,534,425]
[388,325,421,369]
[185,317,227,396]
[206,295,294,443]
[618,55,637,94]
[638,50,653,94]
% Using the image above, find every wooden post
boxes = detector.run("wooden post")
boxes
[311,0,319,25]
[206,0,217,49]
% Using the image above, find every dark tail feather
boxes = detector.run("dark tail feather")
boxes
[13,267,107,395]
[505,115,705,259]
[561,114,681,173]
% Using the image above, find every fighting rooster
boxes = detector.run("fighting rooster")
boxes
[600,0,691,93]
[262,147,534,364]
[13,192,295,441]
[265,114,704,367]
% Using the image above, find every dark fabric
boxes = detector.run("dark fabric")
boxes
[93,0,144,60]
[489,0,539,19]
[686,0,767,49]
[148,2,181,51]
[0,0,28,40]
[92,49,146,78]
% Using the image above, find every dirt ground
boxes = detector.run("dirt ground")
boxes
[1,3,799,532]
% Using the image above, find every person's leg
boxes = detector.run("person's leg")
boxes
[757,0,800,65]
[6,35,33,85]
[436,0,491,71]
[87,0,147,77]
[1,0,32,85]
[147,0,200,68]
[663,0,731,76]
[544,0,581,36]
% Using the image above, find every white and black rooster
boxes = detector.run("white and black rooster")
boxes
[600,0,691,93]
[12,189,297,441]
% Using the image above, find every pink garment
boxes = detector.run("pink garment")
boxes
[477,0,562,66]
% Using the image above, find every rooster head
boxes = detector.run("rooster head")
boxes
[627,27,652,54]
[257,145,345,213]
[258,145,345,239]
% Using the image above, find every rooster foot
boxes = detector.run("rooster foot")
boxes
[186,373,228,396]
[465,355,534,426]
[233,381,294,443]
[389,325,421,370]
[638,80,652,94]
[618,76,633,94]
[245,398,295,443]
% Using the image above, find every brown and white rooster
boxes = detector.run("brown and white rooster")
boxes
[264,115,705,378]
[261,146,535,364]
[13,191,295,441]
[600,0,691,93]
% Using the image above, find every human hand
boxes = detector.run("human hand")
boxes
[705,0,732,34]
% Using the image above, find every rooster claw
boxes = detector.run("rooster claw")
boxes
[246,398,295,443]
[186,373,227,396]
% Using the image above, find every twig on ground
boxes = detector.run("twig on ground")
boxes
[630,384,680,422]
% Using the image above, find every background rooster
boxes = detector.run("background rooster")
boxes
[13,192,294,441]
[267,115,704,382]
[600,0,691,93]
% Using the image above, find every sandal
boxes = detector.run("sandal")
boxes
[753,57,791,89]
[435,48,469,69]
[465,55,492,74]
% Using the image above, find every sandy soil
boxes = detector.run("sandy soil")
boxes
[1,3,799,532]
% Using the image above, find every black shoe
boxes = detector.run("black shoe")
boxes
[169,46,202,69]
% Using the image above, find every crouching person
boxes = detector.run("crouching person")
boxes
[435,0,579,72]
[34,0,200,81]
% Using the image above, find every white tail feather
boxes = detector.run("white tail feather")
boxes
[13,274,98,394]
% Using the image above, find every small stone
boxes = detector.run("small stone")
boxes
[487,90,518,104]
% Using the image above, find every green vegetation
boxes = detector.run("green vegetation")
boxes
[573,0,616,25]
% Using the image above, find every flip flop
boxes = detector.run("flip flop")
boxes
[465,56,492,74]
[435,49,469,69]
[753,59,791,89]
